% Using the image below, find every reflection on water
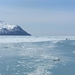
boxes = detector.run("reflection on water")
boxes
[0,36,75,75]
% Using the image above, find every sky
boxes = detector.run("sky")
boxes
[0,0,75,36]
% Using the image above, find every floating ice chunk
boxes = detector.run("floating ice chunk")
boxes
[0,56,2,58]
[27,66,52,75]
[15,73,19,74]
[73,51,75,53]
[16,65,20,67]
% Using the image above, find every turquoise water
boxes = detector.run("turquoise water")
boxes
[0,36,75,75]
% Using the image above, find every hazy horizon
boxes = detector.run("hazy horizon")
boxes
[0,0,75,36]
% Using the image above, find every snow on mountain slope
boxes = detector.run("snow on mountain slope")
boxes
[0,21,17,30]
[0,21,31,35]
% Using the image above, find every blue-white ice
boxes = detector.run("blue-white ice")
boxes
[0,36,75,43]
[0,36,75,75]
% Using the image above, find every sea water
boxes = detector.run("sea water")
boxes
[0,36,75,75]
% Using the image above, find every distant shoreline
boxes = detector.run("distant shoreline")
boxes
[0,34,31,36]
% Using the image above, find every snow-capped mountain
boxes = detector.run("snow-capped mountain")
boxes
[0,21,31,35]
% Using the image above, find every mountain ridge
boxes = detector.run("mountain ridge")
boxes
[0,21,31,35]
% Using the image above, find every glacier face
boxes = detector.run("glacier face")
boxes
[0,21,31,35]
